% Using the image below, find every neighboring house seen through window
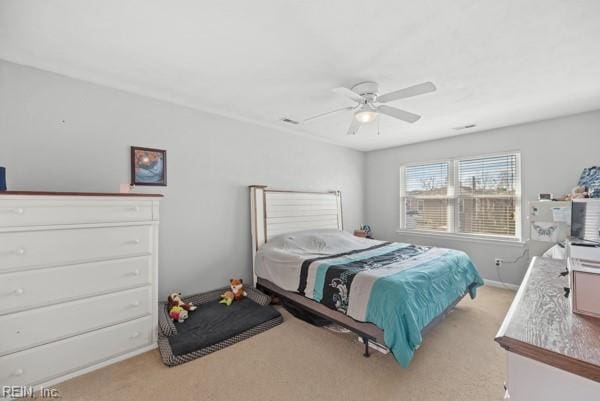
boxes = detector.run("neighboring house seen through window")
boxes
[399,153,521,240]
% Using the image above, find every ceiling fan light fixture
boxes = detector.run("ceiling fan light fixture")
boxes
[354,108,378,123]
[321,80,435,135]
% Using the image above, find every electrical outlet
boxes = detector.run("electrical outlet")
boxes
[495,258,503,267]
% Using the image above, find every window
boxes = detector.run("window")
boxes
[400,153,521,239]
[401,162,450,231]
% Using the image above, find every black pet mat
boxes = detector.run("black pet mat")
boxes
[157,287,283,366]
[168,298,281,356]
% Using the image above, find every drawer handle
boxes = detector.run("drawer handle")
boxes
[14,248,26,256]
[130,331,140,339]
[128,269,141,276]
[14,288,24,296]
[129,206,141,212]
[13,208,25,215]
[130,300,140,307]
[12,368,24,377]
[127,239,141,245]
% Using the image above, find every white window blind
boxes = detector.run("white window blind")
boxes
[400,152,521,239]
[400,162,450,232]
[457,154,519,237]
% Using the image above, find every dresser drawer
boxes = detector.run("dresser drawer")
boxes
[0,317,153,387]
[0,198,154,227]
[0,256,152,315]
[0,286,152,356]
[0,225,152,273]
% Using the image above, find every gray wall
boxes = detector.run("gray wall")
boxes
[3,59,599,291]
[0,60,365,298]
[365,110,600,285]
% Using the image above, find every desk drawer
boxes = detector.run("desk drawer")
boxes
[0,256,152,315]
[0,287,152,356]
[0,199,153,227]
[0,317,153,387]
[0,225,152,273]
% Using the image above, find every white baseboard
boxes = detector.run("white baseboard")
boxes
[484,279,519,290]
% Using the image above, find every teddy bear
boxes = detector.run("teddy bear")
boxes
[219,278,247,306]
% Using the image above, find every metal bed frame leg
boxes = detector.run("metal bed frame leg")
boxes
[362,337,370,358]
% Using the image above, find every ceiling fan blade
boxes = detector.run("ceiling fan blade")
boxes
[377,105,421,123]
[346,117,361,135]
[377,81,436,103]
[303,106,355,123]
[332,87,365,102]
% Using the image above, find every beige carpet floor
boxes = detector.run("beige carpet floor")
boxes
[54,286,514,401]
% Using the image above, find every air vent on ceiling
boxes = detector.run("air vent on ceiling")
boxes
[453,124,476,131]
[281,117,300,125]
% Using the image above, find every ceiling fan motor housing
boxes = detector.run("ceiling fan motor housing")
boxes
[351,81,379,100]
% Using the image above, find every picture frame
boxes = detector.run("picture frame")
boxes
[130,146,167,186]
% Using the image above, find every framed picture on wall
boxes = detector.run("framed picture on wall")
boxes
[130,146,167,186]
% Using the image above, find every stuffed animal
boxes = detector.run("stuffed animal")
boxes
[169,305,188,323]
[230,278,247,300]
[570,185,589,199]
[167,292,198,312]
[560,185,589,201]
[219,278,248,306]
[219,290,235,306]
[167,292,197,323]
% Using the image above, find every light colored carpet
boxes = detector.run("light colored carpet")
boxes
[55,286,514,401]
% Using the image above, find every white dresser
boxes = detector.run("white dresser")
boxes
[495,257,600,400]
[0,191,161,392]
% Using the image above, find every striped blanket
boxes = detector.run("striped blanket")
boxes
[297,242,483,366]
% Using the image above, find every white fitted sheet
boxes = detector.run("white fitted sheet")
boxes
[255,229,385,291]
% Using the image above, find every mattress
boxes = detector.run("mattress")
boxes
[255,229,484,366]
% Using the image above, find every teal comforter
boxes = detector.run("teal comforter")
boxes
[298,242,483,367]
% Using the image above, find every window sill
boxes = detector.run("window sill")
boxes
[395,229,526,247]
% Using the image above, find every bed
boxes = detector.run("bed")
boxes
[249,186,484,367]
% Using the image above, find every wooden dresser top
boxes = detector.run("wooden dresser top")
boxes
[495,257,600,382]
[0,191,162,197]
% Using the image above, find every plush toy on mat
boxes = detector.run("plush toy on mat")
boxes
[169,305,188,323]
[219,291,235,306]
[219,278,247,306]
[168,292,198,312]
[167,292,198,323]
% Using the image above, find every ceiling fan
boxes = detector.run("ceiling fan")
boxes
[303,81,436,135]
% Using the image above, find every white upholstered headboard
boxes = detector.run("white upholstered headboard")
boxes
[249,185,343,284]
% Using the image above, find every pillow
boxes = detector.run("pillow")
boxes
[266,229,372,255]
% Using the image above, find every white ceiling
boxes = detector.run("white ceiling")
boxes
[1,0,600,151]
